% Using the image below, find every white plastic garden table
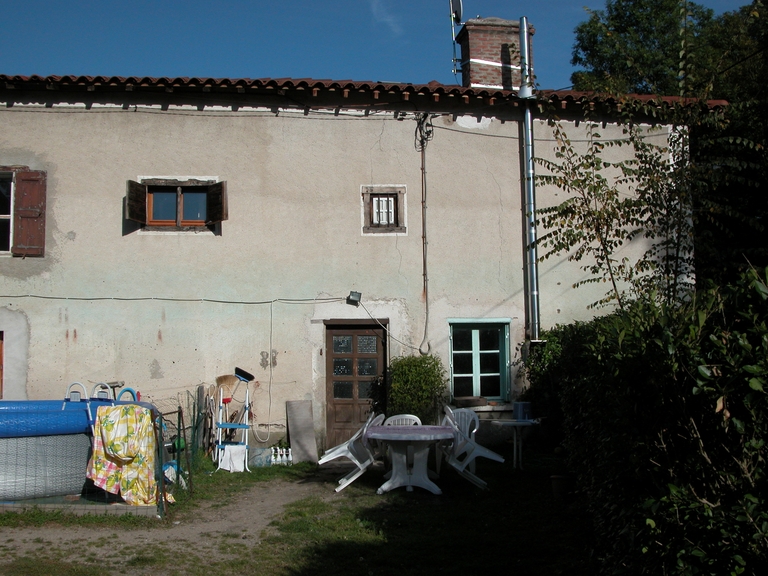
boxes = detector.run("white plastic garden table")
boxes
[365,425,455,494]
[490,419,539,469]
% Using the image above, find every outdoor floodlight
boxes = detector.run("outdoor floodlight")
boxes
[346,291,362,306]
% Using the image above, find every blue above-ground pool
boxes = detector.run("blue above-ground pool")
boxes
[0,398,121,438]
[0,385,155,501]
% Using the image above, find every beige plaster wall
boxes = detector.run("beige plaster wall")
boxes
[0,104,668,441]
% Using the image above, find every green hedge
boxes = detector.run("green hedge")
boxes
[524,268,768,575]
[376,354,448,425]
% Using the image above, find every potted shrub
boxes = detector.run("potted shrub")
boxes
[374,354,449,424]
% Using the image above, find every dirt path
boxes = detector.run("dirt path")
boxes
[0,467,349,571]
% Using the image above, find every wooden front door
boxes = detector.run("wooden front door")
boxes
[325,325,386,448]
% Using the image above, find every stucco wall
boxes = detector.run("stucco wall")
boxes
[0,104,667,442]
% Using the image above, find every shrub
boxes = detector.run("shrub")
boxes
[523,268,768,575]
[384,354,448,425]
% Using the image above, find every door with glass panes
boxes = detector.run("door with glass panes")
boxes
[325,325,386,447]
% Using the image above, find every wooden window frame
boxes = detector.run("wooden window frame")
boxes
[362,185,406,234]
[126,178,228,231]
[0,166,47,257]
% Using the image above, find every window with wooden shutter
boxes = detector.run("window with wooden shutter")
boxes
[362,185,406,234]
[0,175,11,252]
[126,178,228,230]
[12,171,46,257]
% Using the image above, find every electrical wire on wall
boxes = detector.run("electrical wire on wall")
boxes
[415,113,434,355]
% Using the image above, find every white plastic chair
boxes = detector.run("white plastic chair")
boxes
[318,412,384,492]
[383,414,422,427]
[439,405,504,489]
[381,414,422,473]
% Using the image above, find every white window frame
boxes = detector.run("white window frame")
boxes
[448,318,511,401]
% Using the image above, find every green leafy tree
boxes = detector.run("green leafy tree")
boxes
[569,0,768,284]
[536,107,706,309]
[571,0,714,95]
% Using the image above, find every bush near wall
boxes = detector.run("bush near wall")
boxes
[379,354,448,425]
[525,268,768,575]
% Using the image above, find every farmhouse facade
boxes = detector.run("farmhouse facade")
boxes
[0,18,673,447]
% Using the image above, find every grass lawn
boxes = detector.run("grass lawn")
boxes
[0,441,594,576]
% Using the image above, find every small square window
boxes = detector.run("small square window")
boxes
[362,185,406,234]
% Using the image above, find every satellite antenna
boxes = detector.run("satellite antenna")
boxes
[449,0,463,75]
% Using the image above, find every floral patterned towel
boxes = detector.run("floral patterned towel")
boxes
[86,404,157,506]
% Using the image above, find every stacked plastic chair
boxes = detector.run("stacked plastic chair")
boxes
[318,411,384,492]
[439,405,504,489]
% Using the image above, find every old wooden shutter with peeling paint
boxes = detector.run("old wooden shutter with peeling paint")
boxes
[206,181,228,224]
[125,180,148,224]
[12,171,46,257]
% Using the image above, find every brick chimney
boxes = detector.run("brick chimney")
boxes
[455,17,532,91]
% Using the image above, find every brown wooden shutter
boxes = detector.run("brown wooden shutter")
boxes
[206,181,228,224]
[125,180,148,224]
[12,171,46,257]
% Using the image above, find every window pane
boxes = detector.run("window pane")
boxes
[357,335,377,354]
[479,352,500,373]
[152,191,177,221]
[333,381,353,399]
[0,219,9,251]
[453,352,473,375]
[183,191,207,221]
[479,328,500,350]
[0,178,11,216]
[358,359,377,376]
[452,329,472,351]
[333,359,352,376]
[333,336,352,354]
[358,381,373,399]
[480,375,501,397]
[454,377,473,397]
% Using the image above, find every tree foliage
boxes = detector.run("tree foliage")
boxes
[524,267,768,574]
[571,0,714,95]
[536,115,699,309]
[566,0,768,285]
[382,354,448,425]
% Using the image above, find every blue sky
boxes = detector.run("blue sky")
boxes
[0,0,747,90]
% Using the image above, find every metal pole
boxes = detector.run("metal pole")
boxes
[519,16,540,341]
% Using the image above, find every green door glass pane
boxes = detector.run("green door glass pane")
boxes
[453,352,473,375]
[333,335,352,354]
[453,377,473,397]
[333,381,353,399]
[479,328,500,350]
[357,335,377,354]
[357,359,377,376]
[333,358,353,376]
[452,328,472,351]
[479,352,500,373]
[480,375,501,397]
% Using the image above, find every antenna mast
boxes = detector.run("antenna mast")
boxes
[449,0,463,75]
